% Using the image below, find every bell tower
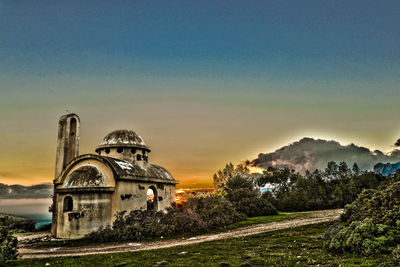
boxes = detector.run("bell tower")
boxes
[54,113,80,179]
[52,113,80,237]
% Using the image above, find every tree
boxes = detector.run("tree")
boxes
[213,162,250,191]
[257,167,300,200]
[224,175,277,217]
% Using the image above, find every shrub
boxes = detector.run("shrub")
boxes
[340,189,377,223]
[325,218,394,255]
[341,182,400,228]
[392,245,400,265]
[0,227,18,265]
[85,205,208,242]
[186,195,245,228]
[224,175,277,217]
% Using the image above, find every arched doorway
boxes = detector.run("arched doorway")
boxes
[147,186,158,210]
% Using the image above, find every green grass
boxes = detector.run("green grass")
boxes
[10,221,394,266]
[25,213,293,249]
[210,213,291,231]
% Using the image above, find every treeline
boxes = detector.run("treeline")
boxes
[0,213,36,233]
[214,161,392,212]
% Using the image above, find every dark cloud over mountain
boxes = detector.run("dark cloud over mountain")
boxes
[0,183,52,199]
[251,137,400,173]
[395,139,400,147]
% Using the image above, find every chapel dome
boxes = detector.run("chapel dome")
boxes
[95,130,150,152]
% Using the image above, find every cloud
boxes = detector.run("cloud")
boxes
[395,139,400,147]
[251,137,400,173]
[0,183,53,199]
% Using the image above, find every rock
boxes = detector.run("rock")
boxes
[155,260,169,266]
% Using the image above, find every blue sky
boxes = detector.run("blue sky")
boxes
[0,1,399,186]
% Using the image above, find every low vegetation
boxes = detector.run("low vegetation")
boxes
[10,222,395,266]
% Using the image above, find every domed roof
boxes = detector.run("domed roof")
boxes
[95,130,150,152]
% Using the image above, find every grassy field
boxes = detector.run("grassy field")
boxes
[10,221,394,266]
[25,213,293,249]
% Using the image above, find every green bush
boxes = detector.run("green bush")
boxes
[85,205,207,242]
[225,175,277,217]
[392,245,400,264]
[325,218,393,255]
[341,182,400,228]
[186,195,245,228]
[340,189,377,223]
[0,227,18,265]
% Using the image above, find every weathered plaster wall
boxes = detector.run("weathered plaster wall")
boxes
[56,192,113,238]
[115,181,176,215]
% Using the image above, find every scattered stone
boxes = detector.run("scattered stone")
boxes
[178,251,187,255]
[155,260,168,266]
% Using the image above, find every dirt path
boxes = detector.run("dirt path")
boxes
[18,209,342,259]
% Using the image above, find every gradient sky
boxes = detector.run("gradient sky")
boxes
[0,1,399,188]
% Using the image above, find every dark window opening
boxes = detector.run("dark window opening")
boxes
[131,148,136,154]
[157,184,164,190]
[105,148,110,154]
[117,147,123,153]
[143,156,148,162]
[137,154,142,161]
[63,196,73,212]
[121,194,132,200]
[67,118,77,164]
[68,212,84,221]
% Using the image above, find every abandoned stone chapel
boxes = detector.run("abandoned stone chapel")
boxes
[51,113,178,238]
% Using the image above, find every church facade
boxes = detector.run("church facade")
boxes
[51,113,178,238]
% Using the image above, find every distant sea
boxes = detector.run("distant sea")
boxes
[19,214,52,228]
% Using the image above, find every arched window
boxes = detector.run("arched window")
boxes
[117,147,123,153]
[63,196,73,212]
[147,186,157,210]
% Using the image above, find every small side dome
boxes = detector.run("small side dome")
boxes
[95,130,150,152]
